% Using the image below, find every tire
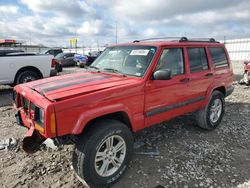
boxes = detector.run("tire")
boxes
[55,64,63,72]
[195,90,225,130]
[16,70,40,84]
[72,119,133,188]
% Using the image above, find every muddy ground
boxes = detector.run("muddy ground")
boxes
[0,63,249,188]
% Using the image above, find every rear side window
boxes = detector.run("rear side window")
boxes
[187,48,208,72]
[209,47,228,68]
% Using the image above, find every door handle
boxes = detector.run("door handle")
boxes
[180,78,190,83]
[204,73,213,77]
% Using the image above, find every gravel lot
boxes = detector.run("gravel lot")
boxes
[0,63,249,188]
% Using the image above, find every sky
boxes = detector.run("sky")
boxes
[0,0,250,47]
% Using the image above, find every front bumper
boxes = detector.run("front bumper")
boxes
[15,111,45,153]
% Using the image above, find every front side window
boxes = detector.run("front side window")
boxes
[187,48,208,72]
[156,48,184,76]
[91,46,157,77]
[209,47,228,68]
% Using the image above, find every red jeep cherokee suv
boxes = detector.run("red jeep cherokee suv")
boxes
[14,37,234,187]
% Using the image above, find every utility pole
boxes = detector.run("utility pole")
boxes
[29,33,31,46]
[115,21,118,44]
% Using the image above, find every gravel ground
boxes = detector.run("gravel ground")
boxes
[0,64,249,188]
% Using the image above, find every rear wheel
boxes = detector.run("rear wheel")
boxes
[195,90,225,130]
[16,70,40,84]
[55,64,63,72]
[72,119,133,188]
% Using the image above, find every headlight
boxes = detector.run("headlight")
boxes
[35,107,44,127]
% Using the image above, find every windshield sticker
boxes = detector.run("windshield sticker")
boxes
[136,64,143,69]
[135,72,142,76]
[130,49,149,56]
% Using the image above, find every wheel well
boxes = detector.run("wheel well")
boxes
[14,66,43,84]
[83,111,132,134]
[213,86,226,96]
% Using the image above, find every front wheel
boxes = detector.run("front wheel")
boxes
[72,119,133,188]
[195,91,225,130]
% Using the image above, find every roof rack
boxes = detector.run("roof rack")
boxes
[180,37,219,43]
[133,37,186,43]
[133,37,219,43]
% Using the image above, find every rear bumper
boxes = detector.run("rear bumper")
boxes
[225,85,234,97]
[50,69,57,76]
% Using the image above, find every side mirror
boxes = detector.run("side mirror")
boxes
[153,69,171,80]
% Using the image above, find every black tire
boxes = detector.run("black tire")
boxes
[195,90,225,130]
[55,64,63,72]
[72,119,133,188]
[16,70,40,84]
[79,62,86,68]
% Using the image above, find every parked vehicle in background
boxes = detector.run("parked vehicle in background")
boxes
[239,59,250,85]
[54,52,76,67]
[6,52,36,56]
[0,53,57,85]
[39,48,63,57]
[86,50,103,66]
[73,53,88,67]
[14,37,234,187]
[0,49,24,56]
[51,58,63,73]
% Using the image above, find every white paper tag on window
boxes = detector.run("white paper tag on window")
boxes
[130,49,149,56]
[135,72,142,76]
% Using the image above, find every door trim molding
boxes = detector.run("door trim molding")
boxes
[146,96,205,117]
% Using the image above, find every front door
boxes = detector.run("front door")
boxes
[145,47,190,127]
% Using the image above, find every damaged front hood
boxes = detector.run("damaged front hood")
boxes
[23,71,138,101]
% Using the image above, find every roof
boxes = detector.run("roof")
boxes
[113,37,224,47]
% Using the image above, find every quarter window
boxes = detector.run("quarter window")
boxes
[209,47,228,68]
[156,48,184,76]
[187,48,208,72]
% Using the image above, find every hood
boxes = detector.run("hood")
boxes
[23,71,139,101]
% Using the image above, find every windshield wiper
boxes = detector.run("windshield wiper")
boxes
[88,65,100,72]
[103,68,126,76]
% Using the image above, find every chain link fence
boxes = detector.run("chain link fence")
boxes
[224,38,250,61]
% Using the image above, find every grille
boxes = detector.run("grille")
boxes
[22,97,29,112]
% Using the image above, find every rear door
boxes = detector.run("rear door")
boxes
[0,56,10,84]
[185,47,214,102]
[208,47,232,89]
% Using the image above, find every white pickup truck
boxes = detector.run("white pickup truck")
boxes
[0,51,57,85]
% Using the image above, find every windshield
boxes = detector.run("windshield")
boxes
[91,46,157,77]
[39,49,49,54]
